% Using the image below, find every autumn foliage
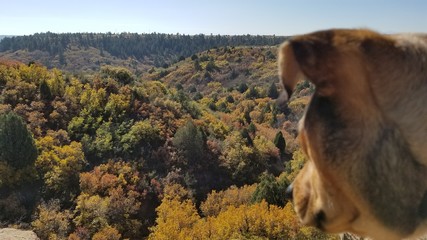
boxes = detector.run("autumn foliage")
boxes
[0,45,329,239]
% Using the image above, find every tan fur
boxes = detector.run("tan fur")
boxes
[278,29,427,239]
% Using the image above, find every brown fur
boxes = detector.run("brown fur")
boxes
[278,29,427,239]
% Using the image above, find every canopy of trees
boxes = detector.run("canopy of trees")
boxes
[0,41,325,239]
[0,33,287,68]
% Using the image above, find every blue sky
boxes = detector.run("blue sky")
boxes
[1,0,426,36]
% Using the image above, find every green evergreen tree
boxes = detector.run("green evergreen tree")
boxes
[172,121,204,165]
[245,86,259,99]
[244,110,252,124]
[268,82,279,99]
[0,112,38,169]
[251,172,288,207]
[226,95,234,103]
[238,82,248,93]
[274,131,286,156]
[39,80,53,101]
[189,86,197,93]
[193,92,203,101]
[194,59,202,71]
[248,122,257,134]
[240,128,253,146]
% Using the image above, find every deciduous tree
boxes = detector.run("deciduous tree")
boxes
[149,184,200,240]
[31,199,71,240]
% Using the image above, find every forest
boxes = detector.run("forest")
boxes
[0,34,337,239]
[0,33,287,71]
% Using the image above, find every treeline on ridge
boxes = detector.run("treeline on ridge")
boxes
[0,32,288,64]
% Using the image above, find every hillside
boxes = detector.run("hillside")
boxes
[142,46,279,92]
[0,41,328,239]
[0,32,288,73]
[0,45,154,74]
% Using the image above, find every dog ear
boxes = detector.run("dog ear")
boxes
[278,41,304,102]
[279,31,338,99]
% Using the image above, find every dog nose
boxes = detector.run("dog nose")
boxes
[285,182,294,201]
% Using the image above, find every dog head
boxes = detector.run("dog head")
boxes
[279,29,427,239]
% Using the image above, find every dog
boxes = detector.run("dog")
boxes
[278,29,427,239]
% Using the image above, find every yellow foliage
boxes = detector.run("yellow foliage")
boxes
[200,185,256,217]
[64,78,84,108]
[149,182,337,240]
[35,141,86,195]
[199,96,214,107]
[153,97,182,115]
[163,183,193,202]
[200,110,230,139]
[105,93,130,116]
[197,201,335,240]
[73,193,110,235]
[18,63,50,84]
[79,85,107,113]
[288,96,310,118]
[249,110,262,124]
[31,200,71,240]
[287,148,307,182]
[47,68,66,96]
[138,80,169,101]
[219,131,257,180]
[149,192,200,240]
[207,81,223,92]
[36,135,57,152]
[92,226,122,240]
[253,135,280,160]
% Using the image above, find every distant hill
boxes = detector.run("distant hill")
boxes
[142,45,280,94]
[0,32,288,73]
[0,35,318,239]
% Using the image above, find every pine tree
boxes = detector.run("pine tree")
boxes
[238,82,248,93]
[40,80,53,101]
[245,86,259,99]
[240,128,253,146]
[244,110,252,124]
[251,173,285,207]
[248,122,257,134]
[273,131,286,156]
[268,82,279,99]
[172,121,204,165]
[0,112,38,169]
[193,59,202,71]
